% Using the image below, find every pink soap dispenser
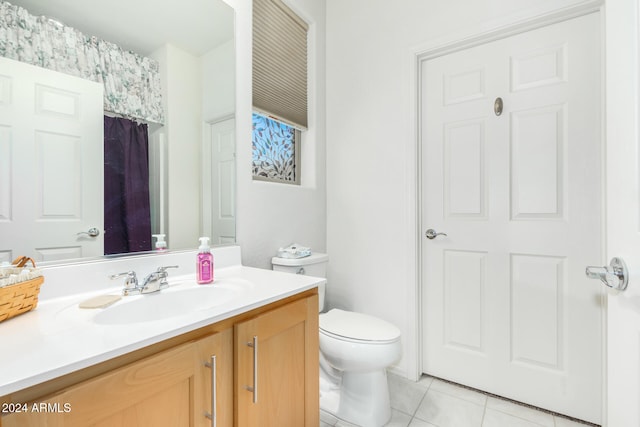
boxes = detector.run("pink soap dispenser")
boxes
[196,237,214,284]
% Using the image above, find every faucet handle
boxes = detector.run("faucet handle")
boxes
[109,271,138,295]
[156,265,179,273]
[156,265,179,289]
[109,271,138,289]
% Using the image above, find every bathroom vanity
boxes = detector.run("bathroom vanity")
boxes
[0,246,321,427]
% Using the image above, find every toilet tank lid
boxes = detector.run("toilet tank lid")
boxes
[271,252,328,266]
[319,309,401,342]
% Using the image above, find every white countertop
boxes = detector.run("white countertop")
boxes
[0,264,324,397]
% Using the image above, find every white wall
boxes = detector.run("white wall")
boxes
[230,0,327,269]
[202,39,235,121]
[150,44,202,251]
[151,39,235,251]
[325,0,600,379]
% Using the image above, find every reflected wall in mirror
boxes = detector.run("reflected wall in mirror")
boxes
[0,0,236,264]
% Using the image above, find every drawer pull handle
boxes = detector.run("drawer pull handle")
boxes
[244,336,258,403]
[204,355,217,427]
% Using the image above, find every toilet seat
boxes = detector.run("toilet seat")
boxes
[319,309,401,344]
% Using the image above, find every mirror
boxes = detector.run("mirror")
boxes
[0,0,236,264]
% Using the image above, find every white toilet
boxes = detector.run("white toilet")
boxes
[272,253,402,427]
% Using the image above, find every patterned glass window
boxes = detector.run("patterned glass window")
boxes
[252,113,300,184]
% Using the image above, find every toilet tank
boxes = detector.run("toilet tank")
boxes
[271,252,328,311]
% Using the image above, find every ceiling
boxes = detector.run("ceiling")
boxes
[10,0,235,56]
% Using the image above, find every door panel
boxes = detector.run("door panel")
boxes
[421,13,602,423]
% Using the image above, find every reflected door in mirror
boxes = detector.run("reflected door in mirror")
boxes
[203,118,236,244]
[0,58,104,263]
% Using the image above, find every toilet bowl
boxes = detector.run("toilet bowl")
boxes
[320,309,401,426]
[272,253,402,427]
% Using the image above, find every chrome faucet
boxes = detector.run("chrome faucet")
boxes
[140,265,179,294]
[110,266,178,295]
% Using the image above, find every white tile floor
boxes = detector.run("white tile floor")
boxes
[320,374,597,427]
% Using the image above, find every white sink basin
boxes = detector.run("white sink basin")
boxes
[59,277,254,325]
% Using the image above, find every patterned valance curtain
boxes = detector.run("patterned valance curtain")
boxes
[0,1,164,124]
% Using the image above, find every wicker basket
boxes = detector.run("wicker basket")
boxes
[0,276,44,322]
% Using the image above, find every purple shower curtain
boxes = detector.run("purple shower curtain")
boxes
[104,116,152,255]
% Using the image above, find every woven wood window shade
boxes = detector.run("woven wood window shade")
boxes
[253,0,308,130]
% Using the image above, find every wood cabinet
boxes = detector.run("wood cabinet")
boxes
[196,328,234,427]
[0,291,317,427]
[2,330,232,427]
[235,294,319,427]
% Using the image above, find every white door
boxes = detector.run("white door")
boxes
[421,13,603,423]
[202,118,236,244]
[0,58,104,262]
[603,0,640,425]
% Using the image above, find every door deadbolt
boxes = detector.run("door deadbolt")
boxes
[494,97,503,116]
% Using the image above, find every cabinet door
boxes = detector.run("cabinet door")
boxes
[235,295,319,427]
[1,330,234,427]
[195,328,233,427]
[2,341,197,427]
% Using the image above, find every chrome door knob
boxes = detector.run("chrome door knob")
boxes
[585,257,628,291]
[425,229,448,240]
[77,227,100,237]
